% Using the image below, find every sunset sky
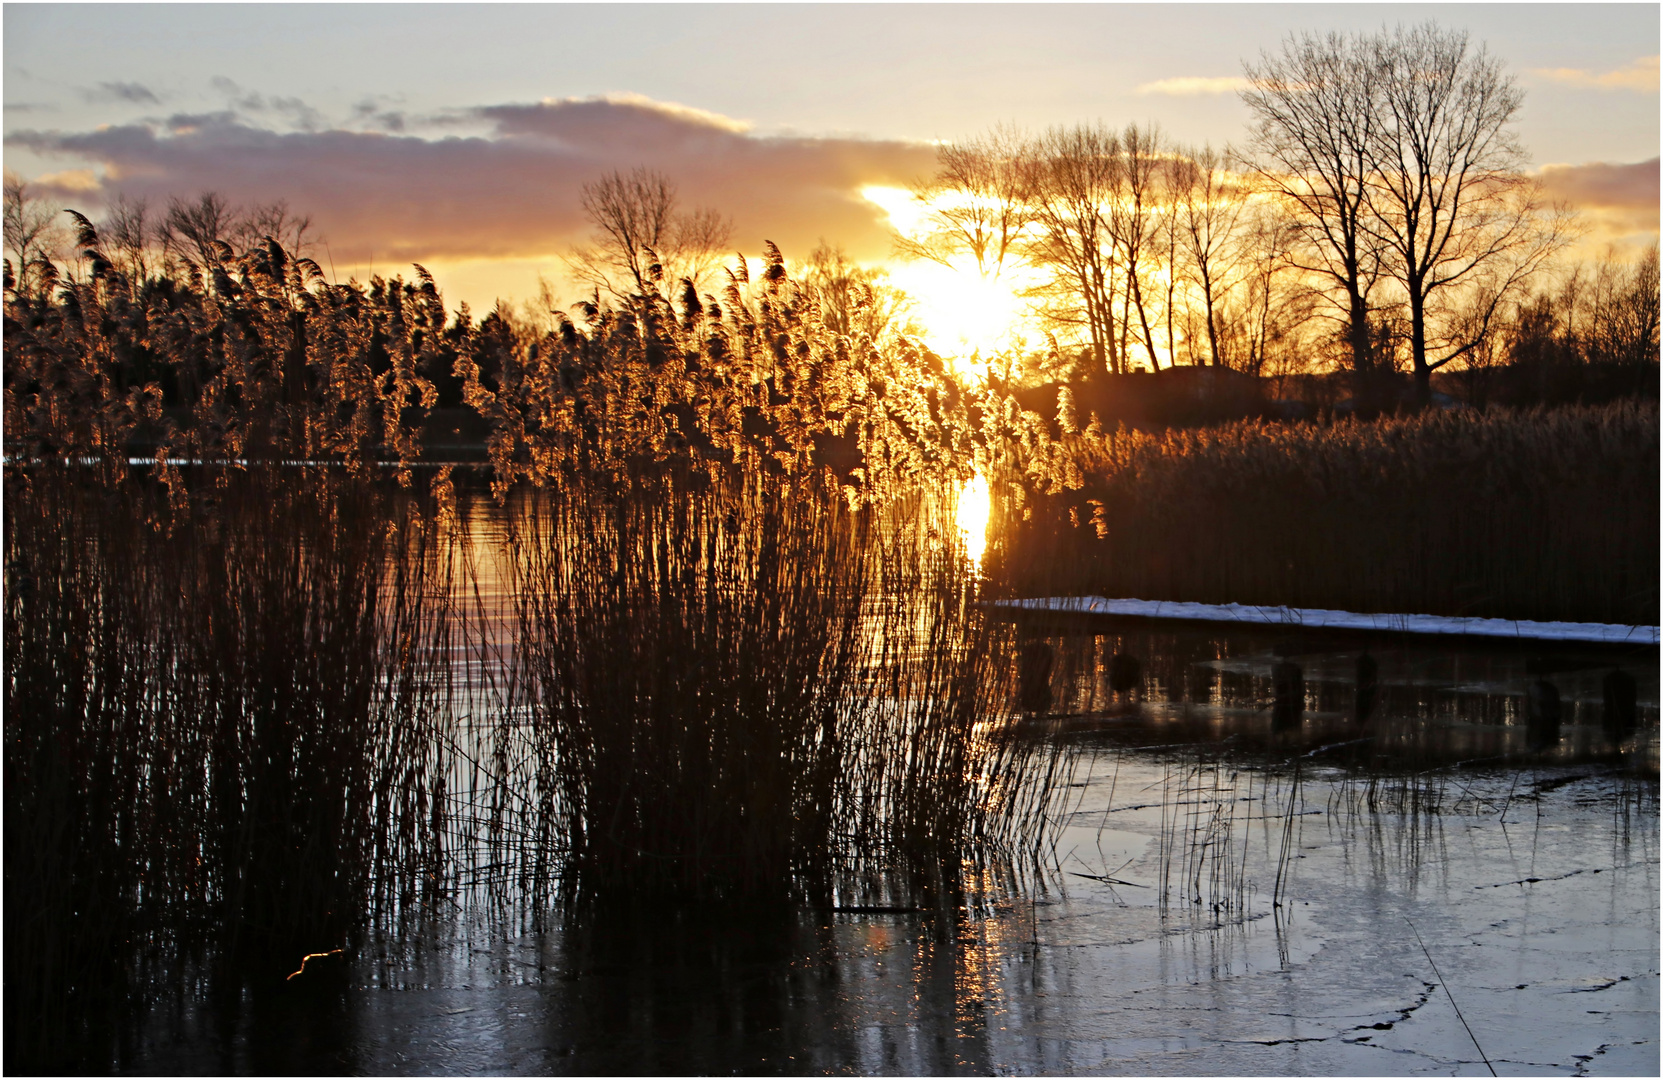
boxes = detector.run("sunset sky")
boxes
[6,3,1658,316]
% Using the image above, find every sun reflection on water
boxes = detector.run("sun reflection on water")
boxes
[956,473,991,571]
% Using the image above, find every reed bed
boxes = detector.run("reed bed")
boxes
[4,226,1084,1066]
[993,402,1659,625]
[468,470,1062,908]
[2,467,455,1071]
[2,462,1071,1067]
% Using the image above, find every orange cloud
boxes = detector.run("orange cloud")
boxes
[1538,158,1660,252]
[1136,76,1251,96]
[33,168,102,193]
[528,92,754,135]
[10,96,937,272]
[1539,158,1660,210]
[1529,55,1659,92]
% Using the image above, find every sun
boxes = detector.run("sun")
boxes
[861,185,1036,382]
[884,258,1029,376]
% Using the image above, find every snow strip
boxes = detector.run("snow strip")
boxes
[995,596,1660,646]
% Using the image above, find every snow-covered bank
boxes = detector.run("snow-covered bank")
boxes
[996,595,1660,646]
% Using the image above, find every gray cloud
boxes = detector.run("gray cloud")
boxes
[269,96,326,132]
[11,95,938,266]
[1539,158,1660,241]
[1539,158,1660,210]
[81,81,161,105]
[209,76,264,112]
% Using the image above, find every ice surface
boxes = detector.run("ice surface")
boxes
[998,596,1661,646]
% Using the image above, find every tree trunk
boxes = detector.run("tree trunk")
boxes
[1409,284,1431,405]
[1103,264,1121,375]
[1129,274,1162,371]
[1346,286,1372,375]
[1082,264,1113,381]
[1201,267,1222,368]
[1206,305,1222,369]
[1345,282,1381,412]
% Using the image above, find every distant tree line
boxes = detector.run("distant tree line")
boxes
[892,22,1656,402]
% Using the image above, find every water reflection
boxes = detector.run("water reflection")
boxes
[956,472,991,571]
[126,900,1043,1075]
[1000,612,1660,770]
[113,756,1659,1077]
[68,494,1661,1075]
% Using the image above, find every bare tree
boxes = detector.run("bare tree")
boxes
[896,123,1031,281]
[1021,124,1122,379]
[1363,22,1571,399]
[233,198,316,258]
[800,242,918,343]
[565,167,731,307]
[1499,244,1658,386]
[3,171,64,297]
[96,194,165,290]
[1157,159,1185,367]
[1613,244,1660,366]
[670,205,731,293]
[160,191,237,272]
[1106,123,1169,371]
[1170,144,1253,367]
[1576,244,1661,366]
[1241,31,1387,376]
[1228,204,1311,376]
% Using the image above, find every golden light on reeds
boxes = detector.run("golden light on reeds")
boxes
[1006,402,1659,625]
[956,471,992,570]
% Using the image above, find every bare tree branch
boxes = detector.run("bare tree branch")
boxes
[564,168,732,312]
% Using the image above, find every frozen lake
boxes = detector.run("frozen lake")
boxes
[117,619,1657,1076]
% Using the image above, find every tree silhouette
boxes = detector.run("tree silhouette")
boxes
[1169,145,1252,368]
[1105,123,1169,373]
[1244,21,1571,401]
[1361,23,1570,400]
[3,172,64,299]
[565,167,731,308]
[894,123,1031,282]
[1241,30,1387,379]
[160,191,237,273]
[1021,124,1123,379]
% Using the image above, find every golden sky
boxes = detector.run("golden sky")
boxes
[6,4,1657,314]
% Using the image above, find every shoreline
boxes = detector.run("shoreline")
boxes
[995,595,1661,646]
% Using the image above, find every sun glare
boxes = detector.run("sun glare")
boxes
[885,260,1029,379]
[860,185,933,238]
[862,185,1035,382]
[956,472,992,570]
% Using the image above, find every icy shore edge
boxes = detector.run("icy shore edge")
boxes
[994,596,1661,646]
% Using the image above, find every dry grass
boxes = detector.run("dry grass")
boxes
[993,402,1659,624]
